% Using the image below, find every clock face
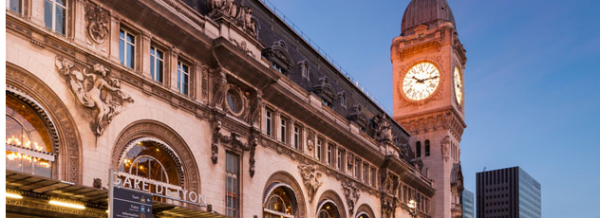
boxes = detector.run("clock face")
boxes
[402,62,441,101]
[454,67,464,105]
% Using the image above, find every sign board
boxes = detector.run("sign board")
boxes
[112,186,153,218]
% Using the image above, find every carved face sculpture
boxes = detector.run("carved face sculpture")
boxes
[402,62,440,101]
[454,66,464,105]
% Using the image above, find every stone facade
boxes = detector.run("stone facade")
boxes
[4,0,464,218]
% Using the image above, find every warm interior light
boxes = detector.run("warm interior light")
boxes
[6,193,23,199]
[49,200,86,210]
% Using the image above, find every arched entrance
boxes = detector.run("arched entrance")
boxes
[356,204,376,218]
[262,172,307,218]
[111,120,202,197]
[6,63,83,183]
[316,190,347,218]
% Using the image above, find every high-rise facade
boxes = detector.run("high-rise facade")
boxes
[462,189,475,218]
[476,167,542,218]
[392,0,467,217]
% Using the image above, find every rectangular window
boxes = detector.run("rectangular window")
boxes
[316,138,322,161]
[337,149,344,171]
[363,163,369,182]
[225,152,239,217]
[280,118,287,143]
[177,61,190,95]
[119,29,135,69]
[293,126,300,150]
[354,158,361,179]
[150,46,164,83]
[8,0,21,13]
[327,144,333,165]
[44,0,67,35]
[371,167,376,186]
[265,110,272,136]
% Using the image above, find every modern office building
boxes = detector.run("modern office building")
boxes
[476,167,541,218]
[462,189,475,218]
[5,0,467,217]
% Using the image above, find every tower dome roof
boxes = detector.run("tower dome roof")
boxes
[401,0,456,35]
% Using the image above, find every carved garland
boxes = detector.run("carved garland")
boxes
[210,116,259,177]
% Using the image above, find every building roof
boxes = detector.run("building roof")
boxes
[401,0,456,35]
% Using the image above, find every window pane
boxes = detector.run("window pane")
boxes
[56,0,65,6]
[9,0,21,13]
[119,38,125,65]
[150,57,155,79]
[44,1,52,30]
[55,6,65,35]
[156,60,163,82]
[127,43,134,68]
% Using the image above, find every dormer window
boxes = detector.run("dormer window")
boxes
[337,91,346,108]
[262,40,291,75]
[313,76,335,108]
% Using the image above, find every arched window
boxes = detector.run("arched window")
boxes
[118,140,181,186]
[425,140,430,157]
[356,212,370,218]
[263,185,297,218]
[6,92,55,178]
[317,200,340,218]
[416,141,421,158]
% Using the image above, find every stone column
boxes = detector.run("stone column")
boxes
[169,48,180,93]
[109,16,120,63]
[140,32,152,79]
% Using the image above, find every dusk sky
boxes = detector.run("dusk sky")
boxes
[264,0,600,217]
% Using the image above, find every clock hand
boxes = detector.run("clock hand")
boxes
[423,76,439,81]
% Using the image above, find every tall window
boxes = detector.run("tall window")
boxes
[425,140,430,156]
[316,138,322,161]
[265,110,272,136]
[119,29,135,68]
[44,0,66,35]
[280,118,287,143]
[177,61,189,95]
[150,46,164,83]
[354,158,361,179]
[363,163,369,182]
[293,126,300,150]
[226,152,239,217]
[327,144,333,165]
[337,149,344,171]
[370,167,376,187]
[416,141,422,158]
[7,0,21,13]
[263,186,296,218]
[119,141,180,186]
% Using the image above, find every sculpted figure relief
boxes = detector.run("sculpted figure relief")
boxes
[85,3,109,44]
[206,0,256,37]
[298,163,322,202]
[247,91,263,126]
[342,181,361,215]
[55,57,134,136]
[372,114,393,143]
[212,69,227,109]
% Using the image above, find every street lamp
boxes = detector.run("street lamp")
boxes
[408,195,421,218]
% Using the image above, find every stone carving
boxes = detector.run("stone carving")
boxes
[298,60,309,80]
[247,91,263,126]
[206,0,256,37]
[263,41,291,72]
[202,66,208,98]
[298,163,322,202]
[342,181,361,215]
[441,135,450,162]
[312,76,335,104]
[306,129,315,150]
[348,104,367,128]
[372,114,393,144]
[212,69,227,109]
[85,2,109,44]
[231,39,254,57]
[55,57,134,136]
[211,119,222,164]
[93,178,106,189]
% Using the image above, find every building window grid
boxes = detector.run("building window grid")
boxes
[316,138,322,161]
[354,158,361,179]
[177,61,190,95]
[416,141,421,157]
[337,149,344,171]
[425,140,430,156]
[362,163,369,183]
[150,46,164,83]
[370,167,376,187]
[327,144,333,165]
[225,152,239,217]
[119,29,135,69]
[44,0,67,35]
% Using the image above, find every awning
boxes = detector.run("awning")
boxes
[6,171,229,218]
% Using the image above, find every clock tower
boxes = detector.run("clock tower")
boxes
[391,0,467,218]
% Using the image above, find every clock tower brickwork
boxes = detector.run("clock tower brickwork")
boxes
[391,0,467,218]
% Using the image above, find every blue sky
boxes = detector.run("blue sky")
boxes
[264,0,600,217]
